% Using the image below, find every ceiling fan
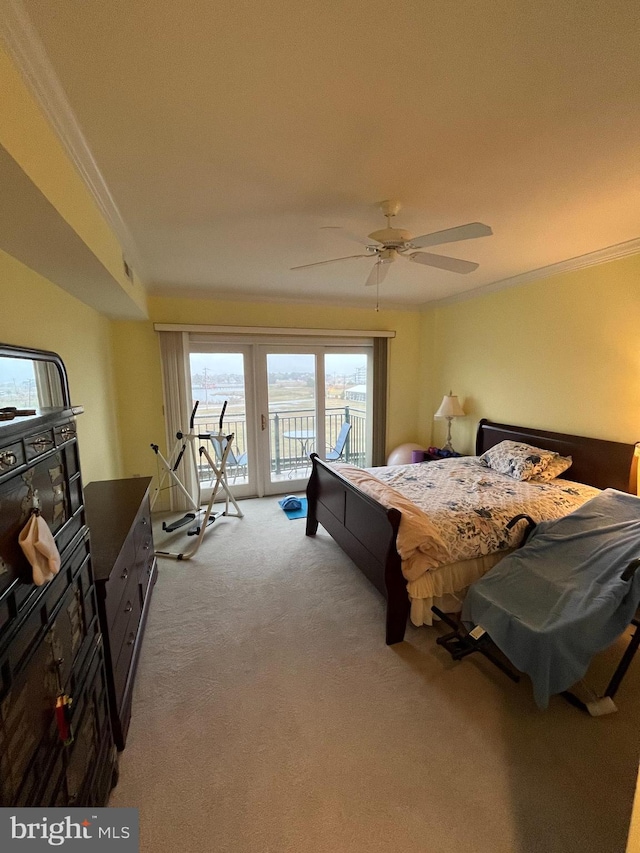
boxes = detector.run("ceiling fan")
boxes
[291,200,493,288]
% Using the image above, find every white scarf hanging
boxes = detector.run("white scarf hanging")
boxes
[19,513,61,586]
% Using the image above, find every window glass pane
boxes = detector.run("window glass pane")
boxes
[266,353,316,483]
[0,358,38,409]
[189,352,248,485]
[324,353,367,465]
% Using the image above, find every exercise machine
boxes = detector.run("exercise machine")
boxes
[152,400,244,560]
[150,401,203,533]
[434,491,640,715]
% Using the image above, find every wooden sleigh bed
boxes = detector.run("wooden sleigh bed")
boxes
[305,419,637,645]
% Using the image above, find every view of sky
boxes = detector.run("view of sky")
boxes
[190,352,366,379]
[0,359,37,384]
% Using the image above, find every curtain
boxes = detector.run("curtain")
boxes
[157,331,198,511]
[34,361,64,407]
[371,336,388,466]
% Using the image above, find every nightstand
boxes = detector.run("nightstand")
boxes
[411,450,441,463]
[411,449,465,462]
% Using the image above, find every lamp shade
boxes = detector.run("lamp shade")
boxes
[434,393,465,419]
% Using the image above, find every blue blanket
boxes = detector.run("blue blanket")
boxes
[462,489,640,708]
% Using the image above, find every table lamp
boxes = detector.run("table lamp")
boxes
[434,391,465,453]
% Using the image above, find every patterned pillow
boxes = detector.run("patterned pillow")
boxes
[478,440,558,481]
[529,454,573,483]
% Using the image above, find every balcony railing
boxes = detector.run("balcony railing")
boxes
[194,406,365,480]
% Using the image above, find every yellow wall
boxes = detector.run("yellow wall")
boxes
[0,44,147,315]
[426,254,640,454]
[110,295,428,478]
[628,768,640,853]
[0,249,122,482]
[418,308,437,446]
[109,318,164,479]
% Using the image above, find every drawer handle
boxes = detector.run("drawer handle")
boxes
[127,632,135,646]
[124,601,133,613]
[30,437,54,450]
[59,426,75,436]
[0,451,17,468]
[120,568,128,580]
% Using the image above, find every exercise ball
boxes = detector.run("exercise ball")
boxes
[386,443,425,466]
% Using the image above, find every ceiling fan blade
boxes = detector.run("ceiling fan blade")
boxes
[290,254,372,270]
[408,252,479,274]
[364,261,389,287]
[408,222,492,250]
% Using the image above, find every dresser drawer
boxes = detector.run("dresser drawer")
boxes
[24,429,55,461]
[112,613,141,709]
[54,422,77,446]
[64,646,109,805]
[137,544,154,601]
[132,500,152,552]
[107,574,142,663]
[0,532,85,673]
[104,542,136,629]
[0,441,25,476]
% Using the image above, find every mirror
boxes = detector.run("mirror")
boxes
[0,344,69,413]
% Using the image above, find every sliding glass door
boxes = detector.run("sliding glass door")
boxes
[188,337,372,498]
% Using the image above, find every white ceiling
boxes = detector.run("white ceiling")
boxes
[5,0,640,309]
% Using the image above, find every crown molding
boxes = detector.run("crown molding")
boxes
[154,324,395,338]
[148,282,420,312]
[426,237,640,308]
[0,0,146,282]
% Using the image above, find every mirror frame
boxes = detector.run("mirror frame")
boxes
[0,343,70,409]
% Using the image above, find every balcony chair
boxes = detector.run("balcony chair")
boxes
[326,422,351,462]
[209,434,248,482]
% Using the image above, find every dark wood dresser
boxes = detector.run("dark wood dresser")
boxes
[84,477,157,750]
[0,344,117,807]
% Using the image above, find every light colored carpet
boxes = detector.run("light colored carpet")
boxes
[109,497,639,853]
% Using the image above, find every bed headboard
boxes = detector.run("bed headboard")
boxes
[475,419,637,493]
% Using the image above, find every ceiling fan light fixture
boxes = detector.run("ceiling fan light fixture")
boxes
[367,227,412,246]
[378,248,397,264]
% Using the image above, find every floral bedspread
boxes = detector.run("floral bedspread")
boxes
[334,457,600,582]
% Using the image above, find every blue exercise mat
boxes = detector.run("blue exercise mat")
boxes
[279,497,307,519]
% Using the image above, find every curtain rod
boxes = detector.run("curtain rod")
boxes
[153,324,395,338]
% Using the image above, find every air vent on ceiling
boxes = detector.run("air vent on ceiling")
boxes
[123,258,134,283]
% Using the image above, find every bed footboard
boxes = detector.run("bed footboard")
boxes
[306,453,409,644]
